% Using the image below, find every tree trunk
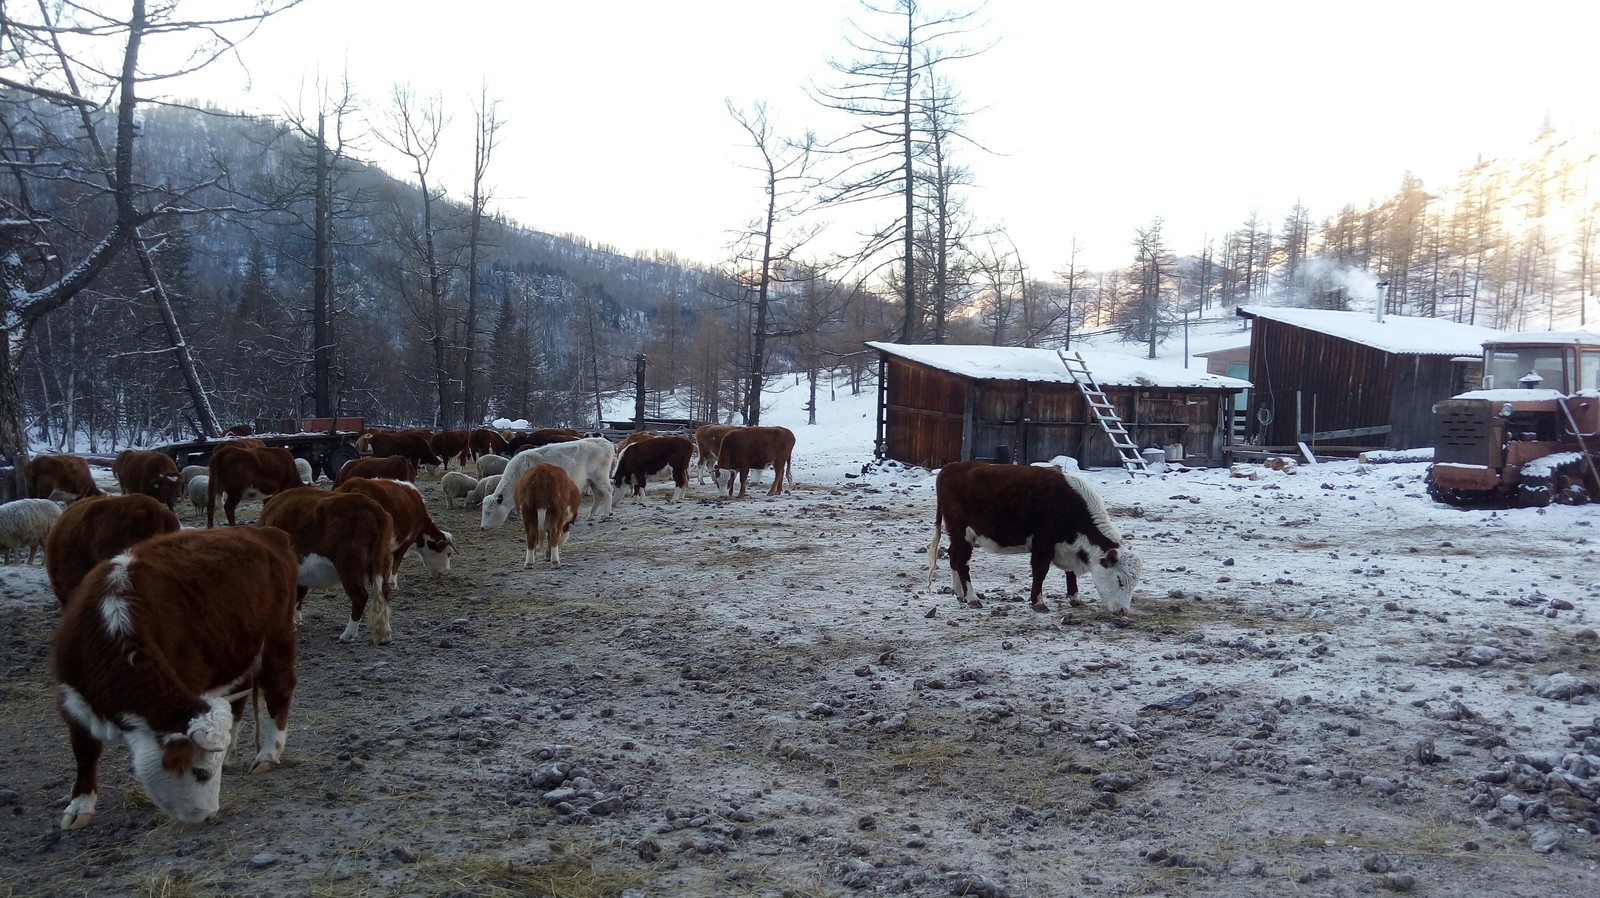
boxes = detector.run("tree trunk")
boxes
[313,111,333,417]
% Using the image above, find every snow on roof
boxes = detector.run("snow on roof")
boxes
[1237,305,1501,356]
[866,341,1252,389]
[1491,329,1600,347]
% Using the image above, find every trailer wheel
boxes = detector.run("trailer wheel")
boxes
[323,444,360,482]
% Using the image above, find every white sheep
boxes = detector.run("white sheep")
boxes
[295,457,315,484]
[187,474,211,515]
[463,474,502,509]
[180,464,209,485]
[440,471,477,509]
[474,454,509,477]
[0,498,63,564]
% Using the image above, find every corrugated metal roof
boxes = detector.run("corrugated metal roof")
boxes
[1236,306,1501,356]
[866,342,1252,389]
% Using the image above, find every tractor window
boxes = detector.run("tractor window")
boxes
[1485,348,1570,391]
[1580,351,1600,392]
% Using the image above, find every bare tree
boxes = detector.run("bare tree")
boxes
[461,83,502,427]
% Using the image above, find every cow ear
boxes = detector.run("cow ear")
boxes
[1100,549,1119,569]
[160,734,197,773]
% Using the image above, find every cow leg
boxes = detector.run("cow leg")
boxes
[524,511,542,568]
[1029,546,1054,612]
[767,458,785,496]
[60,715,103,829]
[1064,570,1080,599]
[249,630,296,773]
[671,463,687,502]
[737,469,750,499]
[947,535,975,604]
[292,585,310,628]
[335,556,382,645]
[224,493,241,527]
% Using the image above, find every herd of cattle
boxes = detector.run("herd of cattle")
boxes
[0,418,1142,832]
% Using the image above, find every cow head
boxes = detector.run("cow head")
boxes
[1089,546,1143,615]
[480,488,513,529]
[128,696,232,825]
[420,530,456,575]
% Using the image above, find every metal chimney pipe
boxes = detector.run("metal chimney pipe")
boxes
[1375,280,1388,324]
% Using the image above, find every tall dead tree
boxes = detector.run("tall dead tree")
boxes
[462,84,502,428]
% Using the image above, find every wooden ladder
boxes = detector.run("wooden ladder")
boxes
[1059,349,1151,476]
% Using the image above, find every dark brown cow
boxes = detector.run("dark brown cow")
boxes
[469,427,507,459]
[260,486,397,644]
[222,423,254,437]
[333,477,455,585]
[715,426,796,498]
[111,449,183,509]
[432,429,471,472]
[46,494,181,607]
[52,526,299,829]
[694,424,739,485]
[503,428,582,455]
[926,462,1143,614]
[355,429,442,469]
[612,435,693,503]
[25,455,104,503]
[206,442,301,527]
[515,462,580,568]
[332,454,416,487]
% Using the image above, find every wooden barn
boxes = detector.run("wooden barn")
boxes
[1235,306,1500,451]
[868,342,1252,470]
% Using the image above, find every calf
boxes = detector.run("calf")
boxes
[432,428,471,471]
[694,424,738,485]
[46,494,182,606]
[355,429,442,470]
[112,449,182,509]
[25,455,104,503]
[260,487,397,644]
[481,437,615,529]
[715,426,795,498]
[333,477,455,586]
[515,462,580,568]
[207,442,301,527]
[51,526,299,829]
[926,462,1142,614]
[333,454,416,487]
[612,435,693,504]
[469,427,507,459]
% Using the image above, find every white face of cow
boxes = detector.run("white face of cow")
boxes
[1089,547,1143,614]
[126,697,233,825]
[480,490,512,529]
[420,531,455,575]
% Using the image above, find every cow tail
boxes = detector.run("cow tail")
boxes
[926,500,943,589]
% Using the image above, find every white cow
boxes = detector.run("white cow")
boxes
[480,437,615,529]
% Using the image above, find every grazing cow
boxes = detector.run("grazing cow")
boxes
[502,428,582,455]
[481,437,615,529]
[46,494,181,606]
[333,454,416,487]
[469,427,507,460]
[926,462,1142,614]
[333,477,455,585]
[464,474,503,509]
[694,424,739,485]
[25,455,104,503]
[612,435,693,504]
[473,453,509,477]
[0,498,63,564]
[112,449,183,509]
[715,426,796,498]
[440,470,477,508]
[51,526,299,829]
[515,462,580,568]
[355,429,442,470]
[432,429,471,472]
[260,487,397,644]
[206,442,301,527]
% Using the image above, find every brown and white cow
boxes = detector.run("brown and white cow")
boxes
[46,494,182,607]
[355,429,442,470]
[469,427,507,460]
[112,449,183,509]
[515,462,581,568]
[612,435,693,504]
[715,426,795,498]
[432,428,471,472]
[693,424,739,485]
[333,477,455,586]
[51,526,299,829]
[333,454,416,487]
[206,442,301,527]
[260,486,397,644]
[926,461,1142,614]
[25,455,104,503]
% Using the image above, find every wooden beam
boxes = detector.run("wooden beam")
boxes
[1299,425,1392,441]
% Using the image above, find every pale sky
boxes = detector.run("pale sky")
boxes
[147,0,1600,275]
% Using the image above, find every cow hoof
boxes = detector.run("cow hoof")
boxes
[61,811,93,830]
[964,597,982,609]
[1030,602,1051,613]
[250,759,279,774]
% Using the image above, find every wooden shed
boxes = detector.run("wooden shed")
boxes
[868,342,1252,470]
[1236,306,1499,451]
